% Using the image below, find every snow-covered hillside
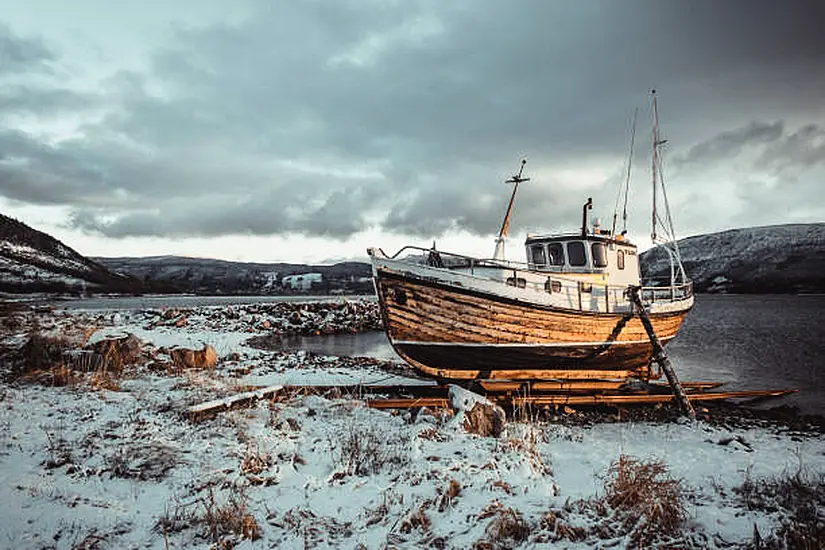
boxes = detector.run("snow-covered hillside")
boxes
[0,214,142,294]
[641,223,825,293]
[95,256,373,295]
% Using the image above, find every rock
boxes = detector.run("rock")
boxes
[169,345,218,369]
[174,315,188,327]
[463,402,506,438]
[448,385,506,437]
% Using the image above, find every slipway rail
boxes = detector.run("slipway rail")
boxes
[185,382,797,421]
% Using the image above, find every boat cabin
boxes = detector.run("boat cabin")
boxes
[524,232,640,287]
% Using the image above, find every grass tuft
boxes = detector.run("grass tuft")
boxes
[604,454,686,545]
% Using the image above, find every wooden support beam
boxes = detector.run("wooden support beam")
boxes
[504,389,796,407]
[363,389,796,409]
[629,286,696,419]
[367,397,451,409]
[187,385,284,421]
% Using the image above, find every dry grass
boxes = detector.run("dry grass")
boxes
[604,454,686,546]
[735,467,825,550]
[333,423,408,477]
[200,488,261,545]
[240,446,270,476]
[12,332,146,391]
[107,442,177,481]
[473,507,530,549]
[437,479,461,512]
[399,501,432,534]
[534,454,687,547]
[269,507,353,548]
[501,424,552,477]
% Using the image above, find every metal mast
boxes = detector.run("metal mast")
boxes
[493,159,529,260]
[651,90,661,242]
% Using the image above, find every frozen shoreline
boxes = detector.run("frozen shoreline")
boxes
[0,299,822,549]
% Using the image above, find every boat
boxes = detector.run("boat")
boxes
[367,91,693,382]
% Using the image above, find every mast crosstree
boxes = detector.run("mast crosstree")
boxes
[493,159,530,260]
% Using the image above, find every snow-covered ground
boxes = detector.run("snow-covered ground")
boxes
[0,300,822,549]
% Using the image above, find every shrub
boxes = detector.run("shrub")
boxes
[735,467,825,549]
[604,454,686,546]
[334,423,408,476]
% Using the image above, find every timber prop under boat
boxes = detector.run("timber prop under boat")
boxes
[368,92,694,382]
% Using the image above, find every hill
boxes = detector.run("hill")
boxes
[94,256,373,295]
[640,223,825,293]
[0,214,146,294]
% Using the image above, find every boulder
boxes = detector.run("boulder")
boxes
[448,385,506,437]
[169,344,218,369]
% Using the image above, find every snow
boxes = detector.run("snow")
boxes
[0,300,823,549]
[0,240,93,276]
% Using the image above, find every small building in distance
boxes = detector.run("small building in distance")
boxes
[282,273,322,291]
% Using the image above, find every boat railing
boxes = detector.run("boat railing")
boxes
[640,279,694,303]
[373,245,693,305]
[379,245,528,271]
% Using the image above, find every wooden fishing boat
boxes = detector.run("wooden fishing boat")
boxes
[368,92,693,382]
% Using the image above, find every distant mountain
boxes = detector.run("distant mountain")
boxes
[94,255,373,295]
[0,214,146,294]
[641,223,825,293]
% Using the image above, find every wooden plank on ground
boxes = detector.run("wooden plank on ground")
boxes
[187,385,284,421]
[503,389,797,407]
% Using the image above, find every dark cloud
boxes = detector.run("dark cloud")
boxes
[0,85,99,115]
[0,23,54,75]
[1,0,825,242]
[756,124,825,175]
[673,121,784,167]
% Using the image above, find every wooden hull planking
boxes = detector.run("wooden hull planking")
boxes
[375,269,691,380]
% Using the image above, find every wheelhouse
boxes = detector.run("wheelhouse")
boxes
[524,234,640,286]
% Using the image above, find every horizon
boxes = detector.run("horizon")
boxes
[1,1,824,263]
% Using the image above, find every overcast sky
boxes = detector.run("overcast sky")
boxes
[1,0,824,263]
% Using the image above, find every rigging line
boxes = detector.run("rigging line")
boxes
[612,108,638,236]
[621,107,638,233]
[657,153,679,242]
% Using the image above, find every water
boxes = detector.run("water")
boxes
[282,294,825,416]
[666,294,824,415]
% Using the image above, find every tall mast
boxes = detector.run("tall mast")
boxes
[493,159,529,260]
[651,89,660,242]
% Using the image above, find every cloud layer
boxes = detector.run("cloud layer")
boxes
[1,1,824,247]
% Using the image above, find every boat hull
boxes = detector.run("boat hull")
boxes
[374,268,691,380]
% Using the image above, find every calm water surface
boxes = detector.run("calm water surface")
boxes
[281,295,825,416]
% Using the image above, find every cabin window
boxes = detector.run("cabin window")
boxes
[617,250,625,270]
[530,245,546,266]
[566,241,587,267]
[591,242,608,268]
[547,243,565,266]
[545,278,562,293]
[507,277,527,288]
